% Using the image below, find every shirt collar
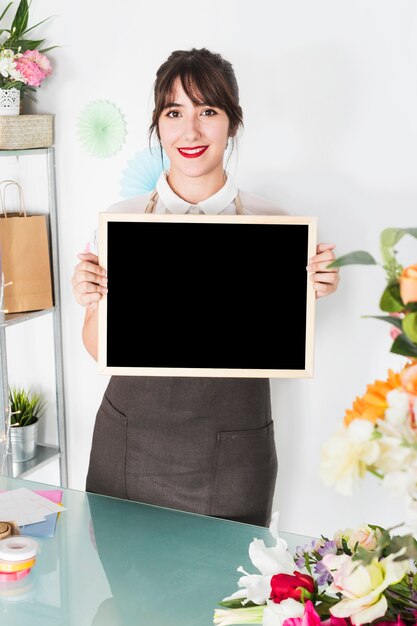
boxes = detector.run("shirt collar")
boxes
[156,170,238,214]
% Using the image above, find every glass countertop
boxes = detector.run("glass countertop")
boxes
[0,476,308,626]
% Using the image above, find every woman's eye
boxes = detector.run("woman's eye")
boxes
[202,108,217,116]
[166,110,180,118]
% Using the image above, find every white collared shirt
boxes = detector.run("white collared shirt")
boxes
[156,170,238,214]
[89,171,288,253]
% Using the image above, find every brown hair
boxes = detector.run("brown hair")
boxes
[149,48,244,164]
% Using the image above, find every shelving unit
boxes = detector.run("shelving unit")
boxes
[0,147,67,486]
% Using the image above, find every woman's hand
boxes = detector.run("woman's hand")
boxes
[72,251,108,308]
[307,243,340,299]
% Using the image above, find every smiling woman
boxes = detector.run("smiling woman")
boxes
[149,48,243,203]
[72,47,340,528]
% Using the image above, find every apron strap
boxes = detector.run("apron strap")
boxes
[235,192,244,215]
[145,189,158,213]
[144,190,244,214]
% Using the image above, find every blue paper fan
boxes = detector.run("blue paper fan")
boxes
[120,147,170,198]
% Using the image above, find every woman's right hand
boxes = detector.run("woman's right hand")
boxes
[72,252,108,308]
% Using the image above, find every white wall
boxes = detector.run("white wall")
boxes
[3,0,417,538]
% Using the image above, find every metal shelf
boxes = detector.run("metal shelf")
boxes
[12,443,60,478]
[0,308,54,327]
[0,148,50,157]
[0,147,68,486]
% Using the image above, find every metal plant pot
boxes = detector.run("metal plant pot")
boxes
[10,420,38,462]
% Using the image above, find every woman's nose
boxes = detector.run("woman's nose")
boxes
[182,115,201,142]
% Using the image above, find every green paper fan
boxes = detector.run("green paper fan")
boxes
[77,100,127,158]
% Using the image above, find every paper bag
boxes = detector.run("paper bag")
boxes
[0,180,53,314]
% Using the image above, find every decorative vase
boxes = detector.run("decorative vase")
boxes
[0,88,20,116]
[10,420,38,462]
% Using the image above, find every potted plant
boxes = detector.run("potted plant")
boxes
[0,0,55,115]
[9,385,46,462]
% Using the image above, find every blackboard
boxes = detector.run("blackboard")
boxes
[98,213,316,377]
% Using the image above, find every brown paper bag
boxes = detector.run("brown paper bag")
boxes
[0,180,53,314]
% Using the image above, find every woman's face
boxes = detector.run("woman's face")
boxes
[158,76,231,179]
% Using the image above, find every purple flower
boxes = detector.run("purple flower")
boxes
[317,540,337,558]
[314,560,333,586]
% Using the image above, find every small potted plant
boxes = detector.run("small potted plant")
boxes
[0,0,55,115]
[9,386,46,462]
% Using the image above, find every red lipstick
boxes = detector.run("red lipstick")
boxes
[177,146,208,158]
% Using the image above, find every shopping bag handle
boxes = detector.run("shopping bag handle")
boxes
[0,180,27,218]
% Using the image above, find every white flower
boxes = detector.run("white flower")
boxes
[262,598,304,626]
[0,49,25,82]
[324,551,409,626]
[320,420,380,495]
[224,512,296,607]
[385,389,410,425]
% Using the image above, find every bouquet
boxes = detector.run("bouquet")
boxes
[0,0,55,100]
[320,227,417,530]
[327,227,417,359]
[213,514,417,626]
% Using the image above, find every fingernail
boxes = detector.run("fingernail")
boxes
[84,243,91,253]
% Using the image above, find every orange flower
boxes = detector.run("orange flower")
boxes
[400,263,417,304]
[344,369,402,426]
[401,360,417,396]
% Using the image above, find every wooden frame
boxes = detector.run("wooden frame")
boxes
[98,213,317,378]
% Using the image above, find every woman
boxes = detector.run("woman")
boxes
[72,48,340,527]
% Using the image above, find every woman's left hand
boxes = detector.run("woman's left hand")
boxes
[307,243,340,299]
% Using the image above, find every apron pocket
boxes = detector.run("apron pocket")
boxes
[86,393,128,499]
[209,420,277,527]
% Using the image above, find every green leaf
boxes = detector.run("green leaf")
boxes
[11,0,29,37]
[362,315,403,330]
[0,2,13,23]
[380,283,404,313]
[328,251,377,268]
[403,312,417,343]
[12,38,45,51]
[21,14,53,36]
[387,535,417,561]
[391,333,417,358]
[381,228,417,249]
[218,598,257,609]
[38,45,58,53]
[380,228,417,282]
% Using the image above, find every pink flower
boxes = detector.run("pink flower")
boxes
[283,601,349,626]
[14,50,52,87]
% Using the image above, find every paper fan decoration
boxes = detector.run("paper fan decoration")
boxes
[77,100,126,158]
[120,147,170,197]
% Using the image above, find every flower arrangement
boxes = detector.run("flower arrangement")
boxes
[213,514,417,626]
[327,227,417,359]
[320,227,417,530]
[0,0,55,100]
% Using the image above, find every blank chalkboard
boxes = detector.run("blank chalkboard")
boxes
[98,213,316,378]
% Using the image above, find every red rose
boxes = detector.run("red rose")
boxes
[270,571,315,603]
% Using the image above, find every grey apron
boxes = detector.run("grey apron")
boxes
[86,190,278,527]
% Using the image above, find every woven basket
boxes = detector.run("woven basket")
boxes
[0,114,54,149]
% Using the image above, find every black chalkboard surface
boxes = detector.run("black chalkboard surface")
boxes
[98,214,316,377]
